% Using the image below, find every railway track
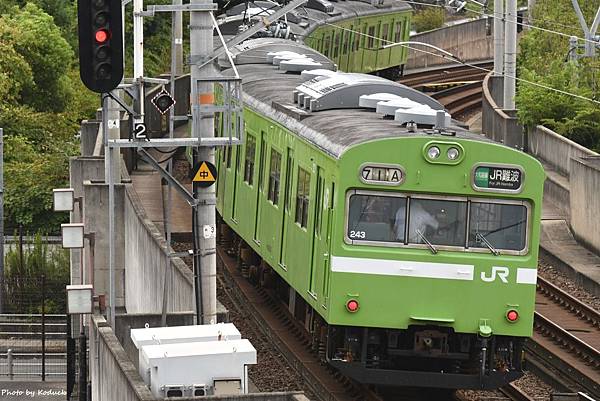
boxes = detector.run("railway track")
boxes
[398,61,492,118]
[526,276,600,398]
[217,246,385,401]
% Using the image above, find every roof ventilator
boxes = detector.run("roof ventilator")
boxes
[294,74,446,112]
[359,93,452,127]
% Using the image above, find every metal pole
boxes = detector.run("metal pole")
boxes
[79,332,87,401]
[160,3,179,327]
[493,0,504,76]
[0,128,4,314]
[174,0,184,75]
[134,0,145,128]
[108,145,116,328]
[190,0,217,324]
[7,348,13,380]
[504,0,517,110]
[41,274,46,382]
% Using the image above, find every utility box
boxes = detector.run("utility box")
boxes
[130,323,242,385]
[141,339,256,399]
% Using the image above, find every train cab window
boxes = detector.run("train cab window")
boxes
[244,134,256,185]
[295,168,311,228]
[381,23,389,46]
[407,198,467,247]
[347,194,407,242]
[394,21,403,42]
[367,26,375,49]
[468,202,527,252]
[268,149,282,205]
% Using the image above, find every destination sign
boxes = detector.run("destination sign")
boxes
[360,164,404,186]
[473,165,523,192]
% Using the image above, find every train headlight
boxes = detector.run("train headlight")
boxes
[346,299,360,313]
[427,146,441,160]
[506,309,519,322]
[447,147,460,160]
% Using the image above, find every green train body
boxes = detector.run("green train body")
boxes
[211,40,545,389]
[218,0,412,77]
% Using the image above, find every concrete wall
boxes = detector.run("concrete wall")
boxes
[83,180,126,308]
[407,18,493,69]
[481,73,524,149]
[90,314,310,401]
[124,183,195,314]
[80,120,101,157]
[570,157,600,255]
[90,314,155,401]
[528,125,598,177]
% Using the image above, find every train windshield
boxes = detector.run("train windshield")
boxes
[346,192,529,253]
[468,202,527,251]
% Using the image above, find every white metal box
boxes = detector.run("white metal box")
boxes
[130,323,242,385]
[141,339,256,399]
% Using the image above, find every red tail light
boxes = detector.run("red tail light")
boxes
[346,299,359,313]
[506,310,519,322]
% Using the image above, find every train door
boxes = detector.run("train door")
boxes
[339,25,352,72]
[308,167,324,297]
[253,131,267,243]
[279,147,294,268]
[321,182,334,308]
[231,142,241,221]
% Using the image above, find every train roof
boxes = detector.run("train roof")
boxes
[227,45,493,159]
[218,0,412,39]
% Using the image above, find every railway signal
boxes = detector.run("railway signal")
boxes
[77,0,123,93]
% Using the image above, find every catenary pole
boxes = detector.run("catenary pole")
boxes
[494,0,504,76]
[504,0,517,109]
[190,0,217,324]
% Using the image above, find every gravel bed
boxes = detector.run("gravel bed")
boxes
[456,388,506,400]
[513,371,555,400]
[538,256,600,311]
[173,240,309,395]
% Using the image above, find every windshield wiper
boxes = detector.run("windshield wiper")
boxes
[416,229,438,254]
[476,232,500,256]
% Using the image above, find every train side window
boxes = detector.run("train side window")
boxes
[333,32,341,58]
[295,168,311,228]
[367,26,375,49]
[284,149,294,213]
[381,23,389,46]
[268,149,282,205]
[343,27,350,54]
[323,35,331,57]
[244,134,256,185]
[394,21,403,43]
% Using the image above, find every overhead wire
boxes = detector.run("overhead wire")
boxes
[402,0,600,47]
[301,16,600,105]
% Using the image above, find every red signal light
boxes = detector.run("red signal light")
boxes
[95,29,110,44]
[506,310,519,322]
[346,299,359,313]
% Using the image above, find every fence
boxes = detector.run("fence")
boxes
[0,277,68,382]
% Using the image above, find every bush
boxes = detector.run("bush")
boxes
[412,8,445,33]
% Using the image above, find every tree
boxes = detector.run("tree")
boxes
[0,3,74,112]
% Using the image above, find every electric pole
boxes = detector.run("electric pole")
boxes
[494,0,505,76]
[504,0,517,109]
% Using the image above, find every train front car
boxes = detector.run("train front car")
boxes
[327,137,545,389]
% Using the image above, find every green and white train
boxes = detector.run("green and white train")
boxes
[213,39,545,389]
[217,0,412,78]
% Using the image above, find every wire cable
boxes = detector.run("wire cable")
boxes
[303,16,600,105]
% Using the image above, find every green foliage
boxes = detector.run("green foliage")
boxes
[0,3,74,112]
[4,233,70,314]
[516,0,600,151]
[412,7,445,33]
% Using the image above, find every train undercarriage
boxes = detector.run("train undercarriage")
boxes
[219,219,524,390]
